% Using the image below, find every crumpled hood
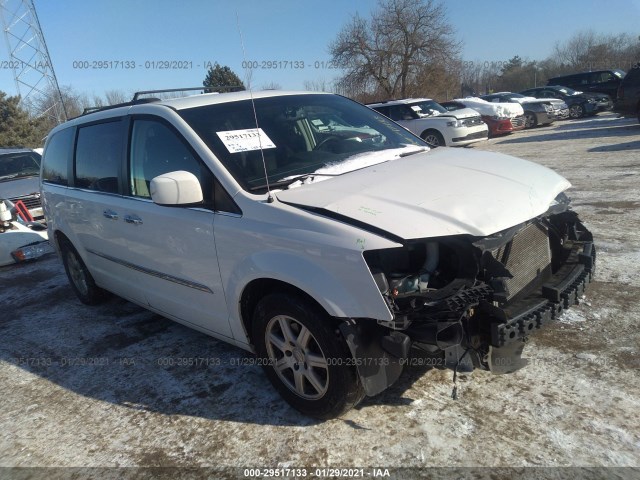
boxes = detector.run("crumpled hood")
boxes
[276,148,571,239]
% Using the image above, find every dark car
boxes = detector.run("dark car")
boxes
[520,86,611,119]
[0,148,43,220]
[547,70,625,100]
[614,63,640,123]
[480,92,563,128]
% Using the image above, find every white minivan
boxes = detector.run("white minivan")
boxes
[41,90,595,418]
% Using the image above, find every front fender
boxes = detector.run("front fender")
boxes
[226,249,394,341]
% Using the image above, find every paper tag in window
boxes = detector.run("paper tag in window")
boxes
[216,128,276,153]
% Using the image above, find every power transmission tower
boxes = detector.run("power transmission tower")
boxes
[0,0,67,124]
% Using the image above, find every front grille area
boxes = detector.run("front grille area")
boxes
[9,194,41,210]
[491,222,552,301]
[510,115,526,128]
[462,116,484,127]
[453,130,487,142]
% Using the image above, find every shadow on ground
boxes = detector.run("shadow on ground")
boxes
[0,257,433,427]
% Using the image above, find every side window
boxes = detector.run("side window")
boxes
[214,177,241,215]
[129,118,241,214]
[374,106,389,117]
[129,119,216,202]
[577,74,590,85]
[42,128,73,186]
[75,121,122,193]
[594,72,614,83]
[387,105,413,121]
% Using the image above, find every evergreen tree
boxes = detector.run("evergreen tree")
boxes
[203,63,245,92]
[0,92,47,148]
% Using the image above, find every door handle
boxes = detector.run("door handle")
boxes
[124,214,143,225]
[103,209,118,220]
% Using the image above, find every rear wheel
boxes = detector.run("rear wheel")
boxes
[421,130,445,148]
[59,238,109,305]
[524,112,537,128]
[253,293,364,419]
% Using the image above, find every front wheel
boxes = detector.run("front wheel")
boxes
[524,112,537,128]
[421,130,445,148]
[253,293,364,419]
[569,104,585,119]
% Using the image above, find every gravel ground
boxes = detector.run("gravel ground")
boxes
[0,113,639,478]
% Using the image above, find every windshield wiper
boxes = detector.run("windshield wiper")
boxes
[249,173,339,191]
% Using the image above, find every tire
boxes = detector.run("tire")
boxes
[252,293,364,419]
[569,104,585,119]
[59,238,109,305]
[421,130,445,148]
[524,112,537,129]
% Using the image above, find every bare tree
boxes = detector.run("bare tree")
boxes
[330,0,460,100]
[303,78,335,92]
[551,30,640,73]
[261,81,282,90]
[104,89,129,105]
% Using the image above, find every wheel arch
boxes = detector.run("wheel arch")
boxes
[239,278,329,345]
[53,229,72,253]
[420,128,445,146]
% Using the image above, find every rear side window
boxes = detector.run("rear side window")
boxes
[75,121,123,193]
[42,128,73,186]
[591,71,615,83]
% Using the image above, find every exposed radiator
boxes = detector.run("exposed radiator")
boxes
[491,222,551,300]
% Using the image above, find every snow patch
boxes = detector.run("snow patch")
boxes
[455,97,524,118]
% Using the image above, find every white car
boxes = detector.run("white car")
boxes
[366,98,488,147]
[41,89,595,418]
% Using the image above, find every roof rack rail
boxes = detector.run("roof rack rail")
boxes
[132,85,243,101]
[79,97,160,117]
[76,85,244,118]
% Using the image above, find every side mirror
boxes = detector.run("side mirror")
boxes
[150,170,203,206]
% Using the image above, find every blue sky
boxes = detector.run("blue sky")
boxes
[1,0,639,100]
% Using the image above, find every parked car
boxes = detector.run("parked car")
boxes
[520,86,612,119]
[480,92,560,128]
[441,98,526,136]
[614,63,640,123]
[0,148,44,220]
[0,148,50,265]
[547,70,625,100]
[41,89,595,419]
[366,98,488,147]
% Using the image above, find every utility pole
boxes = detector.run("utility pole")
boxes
[0,0,67,124]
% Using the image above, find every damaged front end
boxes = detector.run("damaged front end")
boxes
[345,195,595,396]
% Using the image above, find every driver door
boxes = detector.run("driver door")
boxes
[119,116,233,338]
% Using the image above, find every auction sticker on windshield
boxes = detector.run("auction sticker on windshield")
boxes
[216,128,276,153]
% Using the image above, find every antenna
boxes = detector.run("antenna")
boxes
[236,12,273,203]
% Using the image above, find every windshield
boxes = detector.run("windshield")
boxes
[179,94,424,192]
[0,151,41,181]
[409,100,448,116]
